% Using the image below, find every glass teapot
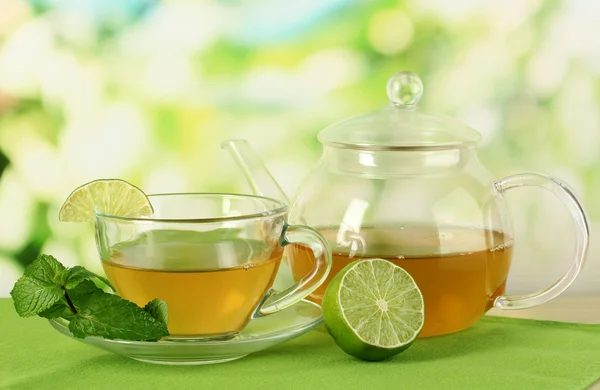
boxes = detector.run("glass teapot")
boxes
[222,71,589,337]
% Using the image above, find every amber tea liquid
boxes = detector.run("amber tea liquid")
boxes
[102,231,282,337]
[289,226,512,337]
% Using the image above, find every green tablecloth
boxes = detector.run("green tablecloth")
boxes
[1,298,599,390]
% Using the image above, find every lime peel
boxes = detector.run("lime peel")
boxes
[59,179,153,222]
[323,258,425,361]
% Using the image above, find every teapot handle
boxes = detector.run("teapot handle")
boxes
[493,173,589,310]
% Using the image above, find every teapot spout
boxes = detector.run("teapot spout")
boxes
[221,139,291,205]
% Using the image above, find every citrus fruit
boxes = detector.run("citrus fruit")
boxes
[322,258,425,361]
[59,179,153,222]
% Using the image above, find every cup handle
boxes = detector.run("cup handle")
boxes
[257,224,332,316]
[493,173,590,310]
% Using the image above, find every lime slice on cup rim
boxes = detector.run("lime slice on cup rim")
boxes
[59,179,153,222]
[322,258,425,361]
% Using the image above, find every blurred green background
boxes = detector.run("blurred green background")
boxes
[0,0,598,296]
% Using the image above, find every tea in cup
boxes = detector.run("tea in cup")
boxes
[94,193,332,339]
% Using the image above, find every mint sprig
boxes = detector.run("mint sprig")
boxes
[10,254,169,341]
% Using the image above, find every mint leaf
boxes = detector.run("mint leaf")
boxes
[11,254,170,341]
[69,279,103,300]
[24,254,66,284]
[65,266,116,292]
[39,300,74,320]
[10,254,67,317]
[144,299,168,328]
[39,280,100,320]
[10,276,63,317]
[68,283,169,341]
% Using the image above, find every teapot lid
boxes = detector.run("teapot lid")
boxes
[317,71,482,150]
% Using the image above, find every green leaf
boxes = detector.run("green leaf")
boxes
[143,299,169,328]
[64,266,116,292]
[10,254,68,317]
[10,275,63,317]
[39,300,75,320]
[40,280,102,320]
[69,279,104,299]
[68,282,169,341]
[23,254,66,285]
[11,254,170,342]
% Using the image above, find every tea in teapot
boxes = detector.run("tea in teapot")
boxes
[223,71,589,337]
[289,226,512,337]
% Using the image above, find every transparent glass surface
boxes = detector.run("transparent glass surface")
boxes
[94,193,331,340]
[289,146,516,337]
[49,299,322,365]
[317,71,481,150]
[224,71,589,339]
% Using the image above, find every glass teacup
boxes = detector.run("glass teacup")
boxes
[94,193,332,340]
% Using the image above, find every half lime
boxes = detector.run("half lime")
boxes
[322,258,425,361]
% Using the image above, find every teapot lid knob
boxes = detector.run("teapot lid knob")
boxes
[317,70,482,150]
[386,71,423,108]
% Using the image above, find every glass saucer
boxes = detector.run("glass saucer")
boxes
[48,299,322,365]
